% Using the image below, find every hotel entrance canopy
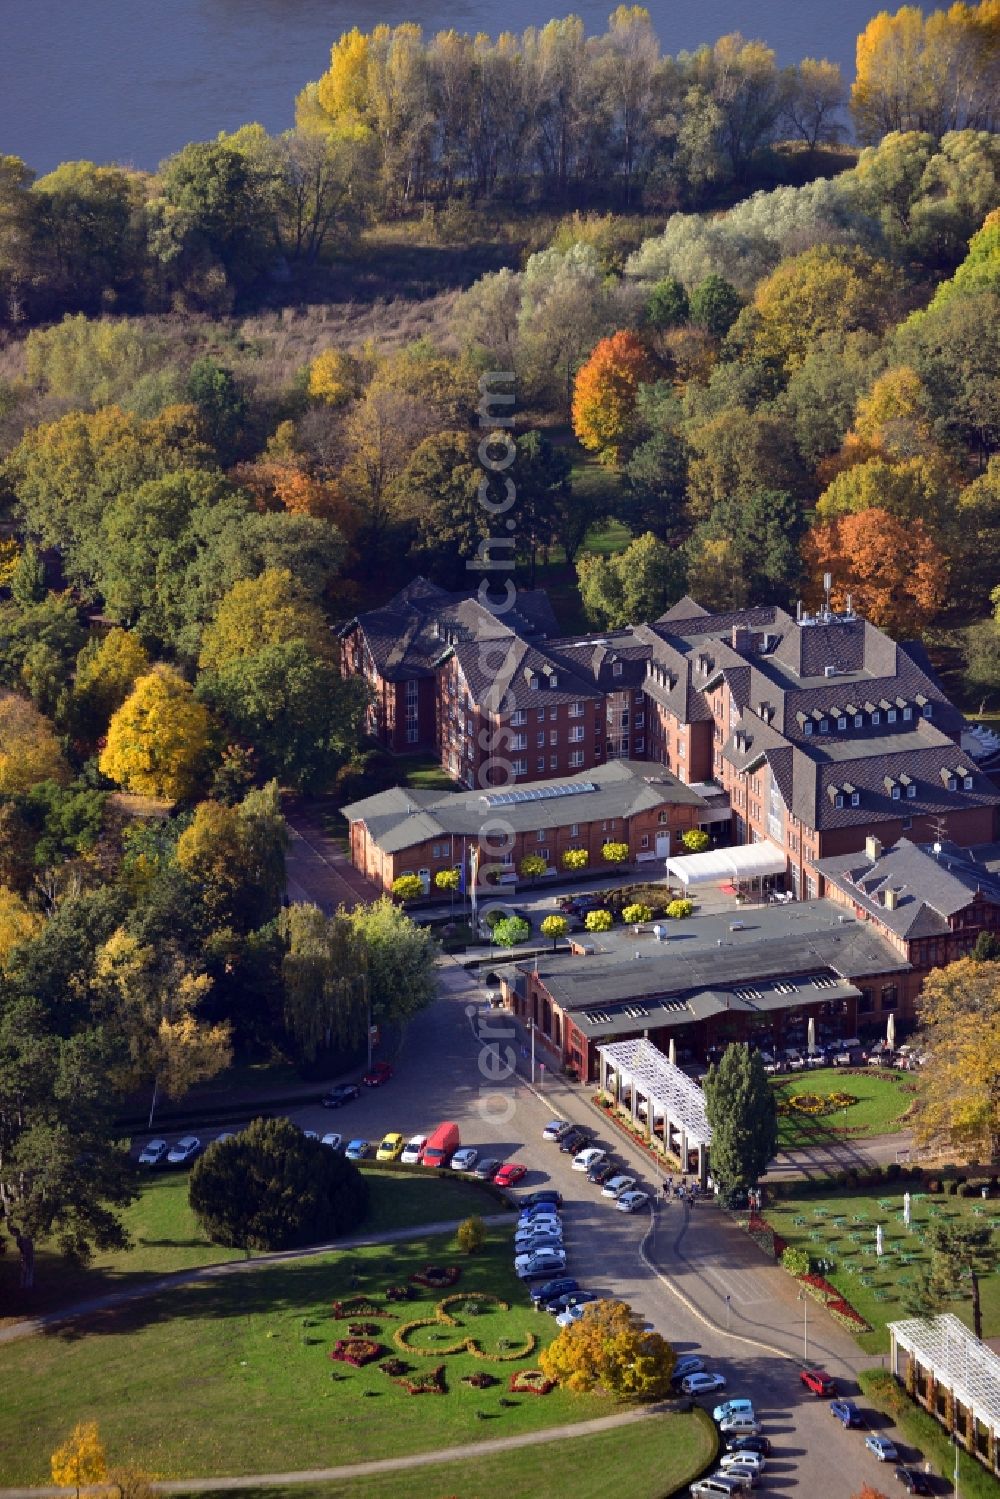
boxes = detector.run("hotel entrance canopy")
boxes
[666,841,787,887]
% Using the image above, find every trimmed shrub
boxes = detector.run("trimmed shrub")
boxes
[584,909,614,932]
[781,1245,811,1277]
[666,898,694,919]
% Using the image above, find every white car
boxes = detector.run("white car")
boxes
[616,1189,651,1213]
[720,1452,766,1476]
[601,1174,636,1199]
[514,1247,567,1279]
[301,1128,319,1140]
[542,1119,569,1141]
[572,1147,607,1172]
[710,1466,755,1491]
[682,1371,727,1396]
[166,1135,201,1166]
[320,1132,343,1151]
[514,1227,563,1250]
[137,1138,169,1167]
[450,1147,479,1171]
[556,1301,599,1327]
[400,1134,427,1165]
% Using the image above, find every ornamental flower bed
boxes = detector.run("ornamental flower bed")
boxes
[778,1091,857,1117]
[797,1272,871,1332]
[347,1321,381,1337]
[509,1369,554,1395]
[394,1364,447,1395]
[331,1296,387,1320]
[394,1295,536,1361]
[330,1338,383,1367]
[385,1284,414,1302]
[462,1371,497,1389]
[410,1265,461,1289]
[378,1357,411,1377]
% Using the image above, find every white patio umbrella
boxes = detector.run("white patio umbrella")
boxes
[807,1016,816,1055]
[887,1013,896,1050]
[668,1037,677,1067]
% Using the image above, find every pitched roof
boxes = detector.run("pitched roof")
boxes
[818,837,1000,939]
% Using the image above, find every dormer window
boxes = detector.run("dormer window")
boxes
[964,774,974,790]
[549,673,558,688]
[819,718,829,734]
[923,703,933,719]
[888,708,897,723]
[891,784,901,800]
[854,713,863,727]
[834,792,845,808]
[871,710,881,725]
[612,660,623,677]
[947,774,958,791]
[906,782,917,798]
[804,720,814,736]
[851,792,861,807]
[903,706,913,721]
[837,716,847,730]
[529,674,539,689]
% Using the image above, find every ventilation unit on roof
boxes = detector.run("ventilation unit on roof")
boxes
[824,665,839,678]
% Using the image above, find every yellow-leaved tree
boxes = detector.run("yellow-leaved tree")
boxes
[0,885,44,973]
[571,330,657,464]
[539,1298,675,1397]
[95,928,231,1125]
[51,1422,108,1499]
[0,692,69,794]
[99,666,214,802]
[913,956,1000,1162]
[73,627,150,741]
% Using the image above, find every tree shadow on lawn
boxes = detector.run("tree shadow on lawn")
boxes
[46,1232,512,1343]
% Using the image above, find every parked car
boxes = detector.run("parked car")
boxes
[519,1202,562,1223]
[542,1119,572,1142]
[545,1290,599,1316]
[720,1451,766,1476]
[320,1132,343,1151]
[830,1400,863,1428]
[866,1435,899,1462]
[556,1301,601,1327]
[494,1162,527,1188]
[587,1159,616,1185]
[714,1399,754,1423]
[800,1368,836,1396]
[450,1147,479,1172]
[322,1083,361,1109]
[559,1128,590,1154]
[601,1173,637,1199]
[301,1128,320,1140]
[718,1415,761,1437]
[400,1134,427,1165]
[137,1138,169,1168]
[725,1436,771,1458]
[894,1468,932,1495]
[715,1463,757,1490]
[616,1190,651,1213]
[345,1139,371,1161]
[474,1156,502,1180]
[572,1147,607,1172]
[166,1135,201,1166]
[671,1356,706,1384]
[422,1120,460,1168]
[682,1372,727,1396]
[363,1061,393,1087]
[690,1480,745,1498]
[529,1276,577,1306]
[375,1132,405,1161]
[514,1247,568,1279]
[521,1189,563,1209]
[514,1234,564,1258]
[513,1218,562,1243]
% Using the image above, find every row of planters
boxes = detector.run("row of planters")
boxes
[594,1091,683,1170]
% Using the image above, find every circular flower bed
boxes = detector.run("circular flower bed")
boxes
[509,1369,554,1394]
[779,1091,857,1117]
[410,1264,461,1289]
[330,1338,383,1367]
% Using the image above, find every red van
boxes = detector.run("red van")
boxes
[421,1121,460,1168]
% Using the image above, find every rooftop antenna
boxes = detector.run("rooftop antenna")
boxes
[822,572,833,620]
[796,599,803,622]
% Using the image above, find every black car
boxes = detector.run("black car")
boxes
[725,1435,772,1457]
[322,1083,361,1108]
[545,1290,599,1316]
[474,1156,502,1180]
[559,1128,590,1154]
[894,1469,932,1495]
[587,1159,616,1185]
[530,1276,578,1307]
[521,1189,563,1210]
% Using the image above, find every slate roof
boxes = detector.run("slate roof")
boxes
[818,837,1000,939]
[343,760,707,854]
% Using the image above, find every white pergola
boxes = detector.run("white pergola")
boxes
[598,1037,712,1184]
[889,1314,1000,1468]
[666,841,787,888]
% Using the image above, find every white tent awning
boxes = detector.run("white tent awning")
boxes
[666,841,787,887]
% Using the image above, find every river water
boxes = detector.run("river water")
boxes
[3,0,883,174]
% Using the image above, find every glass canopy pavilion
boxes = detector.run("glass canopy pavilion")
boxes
[597,1037,712,1185]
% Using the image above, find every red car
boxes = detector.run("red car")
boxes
[362,1061,393,1087]
[800,1368,836,1396]
[494,1162,527,1188]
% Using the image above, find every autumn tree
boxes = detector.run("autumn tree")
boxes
[541,915,570,949]
[100,667,215,802]
[71,628,150,742]
[51,1422,108,1499]
[457,1215,486,1254]
[681,829,710,853]
[539,1298,675,1397]
[801,508,947,638]
[95,928,231,1124]
[782,58,846,150]
[578,532,686,627]
[571,330,657,464]
[913,956,1000,1161]
[0,693,68,794]
[175,785,287,932]
[0,886,43,973]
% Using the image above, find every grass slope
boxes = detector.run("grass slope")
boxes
[1,1232,622,1484]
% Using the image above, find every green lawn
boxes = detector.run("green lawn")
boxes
[393,753,458,792]
[762,1187,1000,1354]
[0,1169,504,1325]
[1,1232,638,1484]
[771,1067,916,1148]
[184,1410,718,1499]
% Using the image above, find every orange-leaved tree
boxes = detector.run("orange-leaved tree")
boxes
[802,507,947,637]
[571,331,656,465]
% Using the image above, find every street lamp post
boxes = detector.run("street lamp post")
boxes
[725,1293,732,1334]
[798,1288,808,1361]
[529,1020,536,1086]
